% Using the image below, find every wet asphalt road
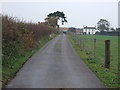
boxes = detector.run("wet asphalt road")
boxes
[7,34,105,88]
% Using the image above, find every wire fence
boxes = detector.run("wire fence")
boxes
[68,32,118,73]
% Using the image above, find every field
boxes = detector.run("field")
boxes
[68,33,119,88]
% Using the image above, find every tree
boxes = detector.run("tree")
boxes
[45,17,58,28]
[110,27,115,31]
[46,11,68,28]
[68,27,76,33]
[97,19,110,32]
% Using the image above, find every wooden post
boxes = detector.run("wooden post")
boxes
[87,31,90,54]
[83,34,84,50]
[76,34,78,45]
[79,37,80,48]
[73,33,74,40]
[75,33,76,42]
[94,39,96,57]
[80,35,82,50]
[105,40,110,68]
[73,33,75,40]
[118,28,120,86]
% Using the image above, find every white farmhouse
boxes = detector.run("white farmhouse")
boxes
[83,26,99,35]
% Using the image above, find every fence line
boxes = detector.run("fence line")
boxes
[68,32,115,69]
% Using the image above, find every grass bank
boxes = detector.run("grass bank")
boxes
[68,35,119,88]
[2,34,56,88]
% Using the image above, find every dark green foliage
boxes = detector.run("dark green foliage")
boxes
[95,31,119,36]
[68,27,76,33]
[97,19,110,32]
[47,11,67,25]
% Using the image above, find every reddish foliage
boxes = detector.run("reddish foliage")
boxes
[2,15,56,65]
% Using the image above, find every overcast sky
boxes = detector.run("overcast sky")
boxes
[1,1,119,28]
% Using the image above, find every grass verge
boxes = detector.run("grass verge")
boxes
[2,34,56,88]
[68,35,119,88]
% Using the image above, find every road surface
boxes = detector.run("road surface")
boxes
[7,34,105,88]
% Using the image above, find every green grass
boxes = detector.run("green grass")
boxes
[2,34,56,88]
[68,34,119,88]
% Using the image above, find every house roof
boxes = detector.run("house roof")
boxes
[76,29,83,32]
[59,27,69,31]
[84,26,96,29]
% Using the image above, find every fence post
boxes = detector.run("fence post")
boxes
[76,34,78,45]
[94,39,96,57]
[80,35,82,50]
[73,33,74,40]
[75,32,77,44]
[105,40,110,68]
[83,34,84,50]
[73,32,75,40]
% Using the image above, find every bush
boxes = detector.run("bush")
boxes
[2,15,57,66]
[95,31,119,36]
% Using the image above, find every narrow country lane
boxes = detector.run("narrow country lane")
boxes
[7,34,105,88]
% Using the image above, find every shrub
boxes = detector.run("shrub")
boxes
[2,15,56,66]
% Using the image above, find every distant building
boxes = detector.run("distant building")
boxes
[59,27,69,33]
[68,27,76,33]
[59,26,100,34]
[83,26,99,35]
[75,28,83,34]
